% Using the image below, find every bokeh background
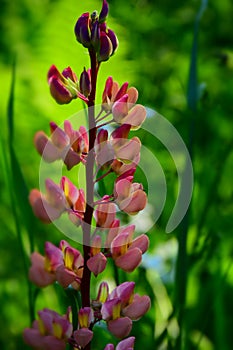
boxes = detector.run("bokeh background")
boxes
[0,0,233,349]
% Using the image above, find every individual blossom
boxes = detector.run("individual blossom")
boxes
[94,195,116,228]
[23,308,72,350]
[101,281,150,339]
[87,235,107,276]
[73,307,94,348]
[47,65,88,104]
[114,176,147,215]
[29,179,67,223]
[34,120,88,170]
[101,77,146,129]
[29,176,85,225]
[56,240,84,289]
[110,224,149,272]
[104,337,135,350]
[29,241,84,290]
[95,124,141,174]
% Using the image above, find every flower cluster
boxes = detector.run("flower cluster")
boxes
[24,1,151,349]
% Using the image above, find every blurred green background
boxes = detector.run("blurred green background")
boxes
[0,0,233,349]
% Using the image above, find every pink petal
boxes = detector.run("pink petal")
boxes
[119,189,147,215]
[23,328,44,348]
[55,265,76,288]
[104,345,114,350]
[43,336,67,350]
[29,252,56,287]
[50,122,70,149]
[64,149,81,170]
[73,328,93,349]
[111,123,131,140]
[110,282,135,305]
[123,294,151,321]
[114,179,131,201]
[49,76,73,104]
[29,189,62,223]
[127,87,138,104]
[107,317,132,339]
[45,179,67,210]
[123,104,146,130]
[115,248,142,272]
[87,253,107,276]
[34,131,60,162]
[130,234,149,254]
[114,137,141,163]
[116,337,135,350]
[112,95,129,123]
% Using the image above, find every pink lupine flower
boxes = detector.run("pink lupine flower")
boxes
[29,179,67,223]
[34,120,88,170]
[94,195,116,228]
[60,176,86,224]
[104,337,135,350]
[57,240,84,289]
[95,124,141,173]
[29,176,85,225]
[73,307,94,348]
[29,241,63,287]
[87,235,107,276]
[29,252,56,287]
[110,124,141,165]
[109,282,151,321]
[102,77,146,129]
[23,308,72,350]
[110,225,149,272]
[101,298,132,338]
[114,178,147,215]
[47,65,88,104]
[105,219,121,248]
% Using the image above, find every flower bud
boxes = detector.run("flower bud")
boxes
[80,68,91,97]
[98,32,113,62]
[74,13,91,48]
[99,0,109,23]
[107,29,118,55]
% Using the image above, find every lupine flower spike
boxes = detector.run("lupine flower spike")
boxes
[25,1,151,349]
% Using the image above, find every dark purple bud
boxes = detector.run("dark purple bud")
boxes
[91,21,100,50]
[74,13,91,48]
[98,32,113,62]
[80,68,91,97]
[100,22,107,33]
[99,0,109,23]
[107,29,118,56]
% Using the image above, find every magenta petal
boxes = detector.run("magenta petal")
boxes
[55,265,76,288]
[115,248,142,272]
[99,0,109,23]
[112,95,129,123]
[29,252,55,287]
[116,337,135,350]
[107,317,132,339]
[29,189,62,223]
[123,294,151,320]
[104,345,115,350]
[123,104,147,130]
[23,328,44,348]
[34,131,60,162]
[120,189,147,215]
[49,76,73,104]
[43,336,67,350]
[87,253,107,276]
[73,328,93,349]
[130,234,149,254]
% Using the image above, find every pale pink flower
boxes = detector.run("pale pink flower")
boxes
[23,308,72,350]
